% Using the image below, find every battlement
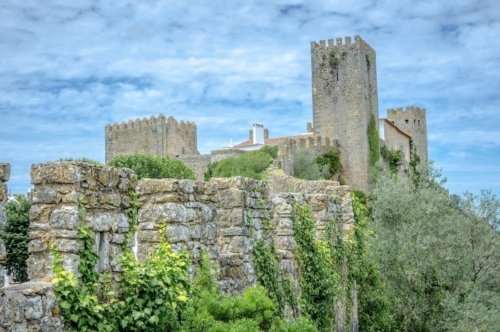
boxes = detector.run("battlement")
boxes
[105,114,197,134]
[387,106,426,118]
[311,35,374,52]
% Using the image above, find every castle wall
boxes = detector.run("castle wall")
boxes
[178,154,211,181]
[0,163,354,331]
[274,135,341,180]
[26,163,136,283]
[386,107,428,163]
[311,36,378,192]
[0,163,10,287]
[105,114,199,163]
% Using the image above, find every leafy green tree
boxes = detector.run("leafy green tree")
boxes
[380,146,401,174]
[107,153,196,180]
[212,148,276,180]
[293,149,330,180]
[370,163,500,331]
[3,195,31,282]
[315,151,341,177]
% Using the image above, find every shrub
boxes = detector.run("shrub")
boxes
[212,148,275,180]
[293,149,330,180]
[108,153,196,180]
[315,150,341,176]
[3,195,31,282]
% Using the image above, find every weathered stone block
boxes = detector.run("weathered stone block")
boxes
[0,183,7,202]
[165,225,190,243]
[30,163,79,185]
[31,187,59,204]
[0,163,10,182]
[49,206,79,230]
[219,189,245,209]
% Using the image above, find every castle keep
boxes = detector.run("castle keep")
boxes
[105,115,199,162]
[104,35,428,192]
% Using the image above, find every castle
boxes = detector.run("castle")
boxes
[105,35,428,192]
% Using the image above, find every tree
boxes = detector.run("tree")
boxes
[107,153,196,180]
[315,150,341,177]
[370,162,500,331]
[293,149,330,180]
[3,195,31,282]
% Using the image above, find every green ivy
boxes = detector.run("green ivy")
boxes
[291,203,337,331]
[380,145,401,175]
[328,51,338,69]
[367,114,380,167]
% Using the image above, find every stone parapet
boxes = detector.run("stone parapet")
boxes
[0,282,63,332]
[27,162,136,284]
[0,163,10,287]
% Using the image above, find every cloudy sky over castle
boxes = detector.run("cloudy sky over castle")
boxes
[1,0,499,196]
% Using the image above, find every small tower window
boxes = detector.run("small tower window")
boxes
[418,120,420,125]
[405,119,409,124]
[336,73,339,81]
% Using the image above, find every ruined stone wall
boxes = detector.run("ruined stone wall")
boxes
[27,163,136,283]
[0,163,354,330]
[105,114,199,162]
[311,35,378,192]
[0,282,63,332]
[0,163,10,287]
[274,135,341,180]
[387,106,428,163]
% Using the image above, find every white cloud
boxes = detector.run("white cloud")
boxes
[1,0,499,196]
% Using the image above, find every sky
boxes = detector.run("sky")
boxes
[1,0,499,197]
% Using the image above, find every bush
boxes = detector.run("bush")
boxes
[315,150,341,176]
[293,149,330,180]
[212,148,276,180]
[108,153,196,180]
[3,195,31,282]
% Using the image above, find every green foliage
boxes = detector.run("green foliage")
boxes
[293,149,330,180]
[124,189,139,248]
[328,51,338,69]
[365,55,371,69]
[108,153,196,180]
[260,146,279,159]
[117,226,191,331]
[380,145,401,174]
[3,195,31,282]
[367,114,380,167]
[205,161,219,181]
[348,193,397,332]
[370,163,500,331]
[58,157,102,164]
[180,250,277,332]
[292,203,337,330]
[315,151,341,177]
[51,221,191,331]
[212,148,275,180]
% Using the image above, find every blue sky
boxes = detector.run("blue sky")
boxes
[1,0,499,197]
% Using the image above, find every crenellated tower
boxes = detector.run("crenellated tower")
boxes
[386,106,428,163]
[311,35,378,192]
[105,114,199,162]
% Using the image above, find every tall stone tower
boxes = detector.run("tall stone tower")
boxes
[311,35,378,192]
[386,106,428,163]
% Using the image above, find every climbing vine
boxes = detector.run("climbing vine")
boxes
[367,113,380,167]
[380,145,402,174]
[51,199,190,331]
[291,203,337,331]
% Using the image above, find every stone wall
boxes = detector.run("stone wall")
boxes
[27,162,136,283]
[0,162,355,331]
[0,163,10,287]
[0,282,63,332]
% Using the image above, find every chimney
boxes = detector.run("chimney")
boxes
[252,123,265,145]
